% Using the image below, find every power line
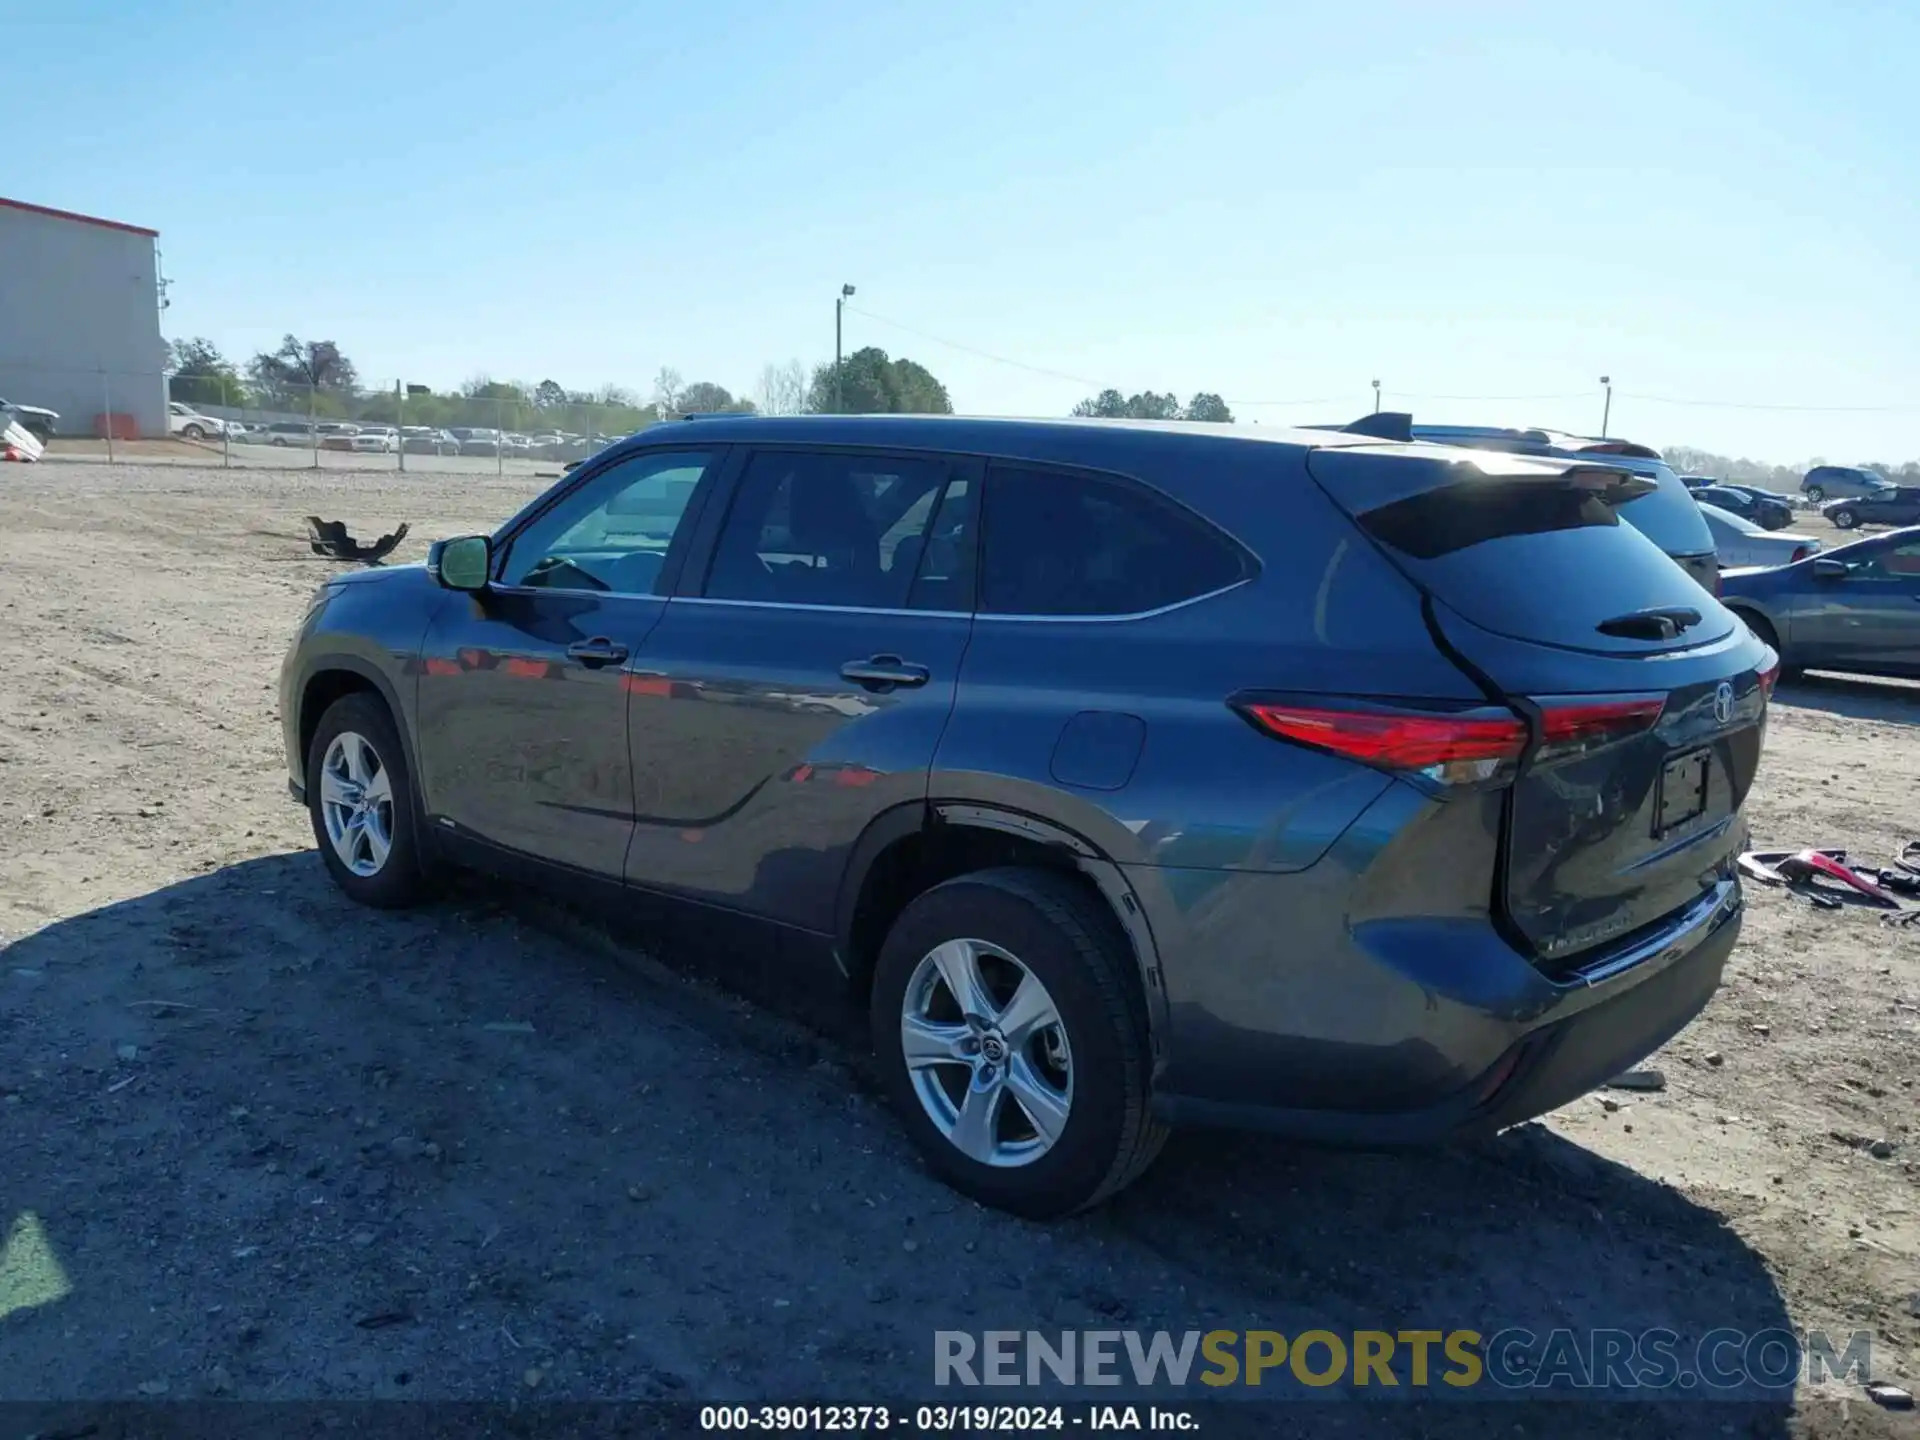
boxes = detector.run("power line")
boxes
[1621,392,1919,414]
[842,305,1106,390]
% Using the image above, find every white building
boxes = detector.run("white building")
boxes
[0,195,168,439]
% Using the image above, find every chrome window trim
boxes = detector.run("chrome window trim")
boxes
[662,576,1253,624]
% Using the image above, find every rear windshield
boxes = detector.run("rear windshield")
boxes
[1308,447,1731,653]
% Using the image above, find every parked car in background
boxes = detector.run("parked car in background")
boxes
[1697,505,1821,570]
[350,427,398,454]
[281,413,1769,1216]
[401,426,460,456]
[257,422,318,447]
[1801,465,1891,504]
[0,396,58,441]
[1690,483,1793,531]
[1822,486,1920,531]
[455,428,502,456]
[167,401,235,442]
[1368,420,1722,592]
[1721,526,1920,679]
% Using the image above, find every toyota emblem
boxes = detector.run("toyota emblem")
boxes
[1713,681,1734,726]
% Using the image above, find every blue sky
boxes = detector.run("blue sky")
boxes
[7,0,1915,462]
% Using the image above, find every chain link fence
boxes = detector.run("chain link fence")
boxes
[5,361,662,472]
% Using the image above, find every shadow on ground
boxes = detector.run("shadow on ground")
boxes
[1777,671,1920,725]
[0,854,1824,1436]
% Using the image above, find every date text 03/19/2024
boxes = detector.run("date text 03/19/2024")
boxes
[699,1404,1197,1431]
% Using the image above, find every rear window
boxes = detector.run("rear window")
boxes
[1307,447,1731,653]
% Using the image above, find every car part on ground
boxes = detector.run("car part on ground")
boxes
[0,396,58,441]
[304,517,411,564]
[281,414,1770,1216]
[1738,847,1912,909]
[2,418,45,461]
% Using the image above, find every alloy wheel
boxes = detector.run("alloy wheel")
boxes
[319,730,395,877]
[900,938,1073,1168]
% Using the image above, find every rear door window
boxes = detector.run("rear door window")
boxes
[979,464,1250,616]
[1607,462,1716,558]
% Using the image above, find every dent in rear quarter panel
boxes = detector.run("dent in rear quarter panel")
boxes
[1123,780,1556,1115]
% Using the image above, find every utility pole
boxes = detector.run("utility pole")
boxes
[1599,375,1613,438]
[1372,378,1381,414]
[834,283,856,412]
[396,380,405,473]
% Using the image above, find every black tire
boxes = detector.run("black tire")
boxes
[1805,486,1825,503]
[183,424,207,441]
[870,867,1167,1218]
[306,693,431,908]
[1830,508,1858,530]
[1735,612,1800,682]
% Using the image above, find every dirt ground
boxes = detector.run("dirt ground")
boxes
[1,463,1915,1437]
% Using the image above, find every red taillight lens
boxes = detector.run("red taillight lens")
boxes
[1790,546,1809,563]
[1236,700,1527,785]
[1531,695,1667,761]
[1757,656,1780,699]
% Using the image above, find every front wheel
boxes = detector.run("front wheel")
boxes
[183,424,207,441]
[1831,508,1859,530]
[871,868,1167,1218]
[306,693,431,908]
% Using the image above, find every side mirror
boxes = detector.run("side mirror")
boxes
[431,534,492,591]
[1811,557,1849,579]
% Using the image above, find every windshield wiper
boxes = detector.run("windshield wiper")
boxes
[1596,607,1702,641]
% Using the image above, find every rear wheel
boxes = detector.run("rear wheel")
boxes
[1736,611,1799,682]
[1805,486,1825,503]
[870,868,1167,1218]
[307,693,430,908]
[183,423,208,441]
[1831,508,1859,530]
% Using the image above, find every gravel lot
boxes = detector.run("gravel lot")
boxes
[1,463,1915,1437]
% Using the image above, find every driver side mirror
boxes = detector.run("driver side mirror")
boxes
[1811,557,1850,580]
[431,534,492,591]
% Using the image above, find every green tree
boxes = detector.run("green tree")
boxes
[805,347,954,414]
[247,335,358,410]
[167,337,248,407]
[533,379,567,410]
[1185,392,1234,423]
[1071,389,1129,418]
[676,380,756,414]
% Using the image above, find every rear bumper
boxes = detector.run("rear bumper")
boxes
[1144,873,1740,1144]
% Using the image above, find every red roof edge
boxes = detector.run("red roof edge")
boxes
[0,195,159,238]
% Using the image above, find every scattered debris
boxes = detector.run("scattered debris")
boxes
[522,1366,546,1389]
[1869,1139,1896,1159]
[354,1309,414,1330]
[1751,1022,1772,1036]
[1606,1069,1667,1093]
[305,516,411,564]
[105,1074,142,1095]
[1704,1052,1725,1067]
[136,1379,170,1397]
[1866,1382,1914,1410]
[1,419,45,463]
[115,1043,139,1062]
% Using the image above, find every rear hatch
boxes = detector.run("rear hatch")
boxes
[1307,443,1772,968]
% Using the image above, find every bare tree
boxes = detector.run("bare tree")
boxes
[756,359,808,416]
[652,366,685,417]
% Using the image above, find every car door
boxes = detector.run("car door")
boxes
[1792,536,1920,674]
[413,445,727,876]
[621,446,979,932]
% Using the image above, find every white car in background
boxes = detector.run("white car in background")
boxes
[1698,504,1823,570]
[349,426,398,454]
[168,401,240,441]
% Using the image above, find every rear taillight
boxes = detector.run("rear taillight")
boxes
[1234,699,1527,787]
[1531,695,1666,762]
[1789,546,1809,563]
[1757,656,1780,699]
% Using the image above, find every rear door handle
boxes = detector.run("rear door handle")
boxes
[841,655,930,689]
[566,637,629,668]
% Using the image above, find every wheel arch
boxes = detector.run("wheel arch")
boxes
[834,801,1170,1072]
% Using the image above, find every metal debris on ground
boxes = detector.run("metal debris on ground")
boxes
[305,517,411,564]
[1605,1068,1667,1093]
[1739,846,1917,912]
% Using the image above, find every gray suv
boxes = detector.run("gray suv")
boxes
[280,415,1770,1216]
[1801,465,1891,504]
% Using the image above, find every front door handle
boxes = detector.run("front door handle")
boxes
[566,637,629,668]
[841,655,930,690]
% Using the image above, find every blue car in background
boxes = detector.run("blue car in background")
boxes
[1720,526,1920,680]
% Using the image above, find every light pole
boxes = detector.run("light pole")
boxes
[1599,375,1613,438]
[834,284,856,413]
[1371,378,1381,414]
